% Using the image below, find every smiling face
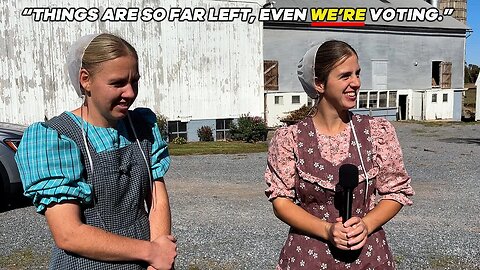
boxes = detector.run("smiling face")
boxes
[316,54,361,113]
[80,55,139,127]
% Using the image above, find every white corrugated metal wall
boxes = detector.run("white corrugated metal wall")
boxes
[0,0,264,125]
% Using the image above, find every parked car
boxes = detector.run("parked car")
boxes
[0,122,26,208]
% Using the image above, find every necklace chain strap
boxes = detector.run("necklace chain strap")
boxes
[349,114,369,202]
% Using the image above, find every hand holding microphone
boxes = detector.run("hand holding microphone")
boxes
[339,164,359,223]
[325,164,369,250]
[336,164,368,250]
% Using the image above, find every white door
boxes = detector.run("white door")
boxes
[372,60,388,90]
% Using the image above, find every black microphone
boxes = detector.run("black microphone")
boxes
[339,164,359,223]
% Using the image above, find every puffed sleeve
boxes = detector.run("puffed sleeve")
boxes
[265,126,298,201]
[14,122,93,214]
[371,118,414,205]
[133,108,171,180]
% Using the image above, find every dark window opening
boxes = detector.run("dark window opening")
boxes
[369,92,378,108]
[358,92,368,108]
[389,91,397,107]
[168,121,187,142]
[292,95,300,104]
[274,96,283,105]
[432,61,441,87]
[379,92,387,107]
[216,118,233,140]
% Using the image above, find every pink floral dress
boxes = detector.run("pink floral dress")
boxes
[265,114,414,270]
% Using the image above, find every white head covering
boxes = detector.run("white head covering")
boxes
[297,44,321,99]
[66,34,101,97]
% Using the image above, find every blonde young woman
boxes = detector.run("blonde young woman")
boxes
[16,33,176,270]
[265,40,414,269]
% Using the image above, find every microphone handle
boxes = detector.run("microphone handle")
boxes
[343,189,353,223]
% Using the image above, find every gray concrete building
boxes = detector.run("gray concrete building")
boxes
[263,0,468,125]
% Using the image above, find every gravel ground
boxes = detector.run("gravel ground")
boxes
[1,121,479,270]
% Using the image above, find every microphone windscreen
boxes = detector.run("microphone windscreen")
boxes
[339,163,359,189]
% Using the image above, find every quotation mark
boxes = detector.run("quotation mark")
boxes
[437,7,454,21]
[22,8,34,16]
[443,8,454,16]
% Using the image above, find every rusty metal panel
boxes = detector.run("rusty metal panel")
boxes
[1,0,263,125]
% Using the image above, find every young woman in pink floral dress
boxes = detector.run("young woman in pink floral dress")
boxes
[265,40,414,270]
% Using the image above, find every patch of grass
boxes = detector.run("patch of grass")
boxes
[0,249,48,269]
[428,255,478,270]
[169,141,268,156]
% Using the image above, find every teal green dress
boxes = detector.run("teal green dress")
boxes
[15,108,171,269]
[15,108,170,213]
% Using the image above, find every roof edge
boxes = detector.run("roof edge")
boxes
[264,21,467,36]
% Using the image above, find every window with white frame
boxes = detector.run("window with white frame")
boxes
[274,96,283,105]
[379,92,387,107]
[358,92,368,108]
[292,95,300,104]
[389,91,397,107]
[369,92,378,108]
[443,93,448,102]
[357,90,397,109]
[432,93,437,103]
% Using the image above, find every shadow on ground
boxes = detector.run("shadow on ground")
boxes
[438,138,480,145]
